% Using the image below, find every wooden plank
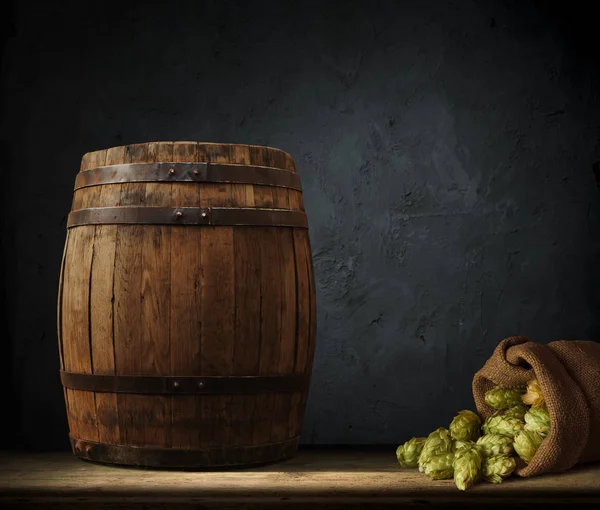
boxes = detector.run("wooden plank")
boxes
[70,152,91,211]
[169,141,204,449]
[199,143,235,447]
[81,149,122,445]
[288,189,304,211]
[89,147,127,444]
[298,229,317,441]
[276,147,297,172]
[113,144,146,446]
[132,142,173,448]
[251,226,281,445]
[224,144,259,446]
[89,222,119,443]
[197,143,233,207]
[272,188,290,209]
[253,185,275,208]
[250,146,274,208]
[271,145,290,209]
[5,450,600,508]
[62,149,102,443]
[230,145,256,208]
[229,145,254,207]
[250,144,286,445]
[231,227,261,447]
[269,148,288,171]
[292,229,311,375]
[270,228,297,443]
[61,225,98,442]
[282,149,305,213]
[79,150,107,209]
[225,144,250,207]
[289,228,311,439]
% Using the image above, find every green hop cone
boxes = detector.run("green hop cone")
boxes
[453,445,483,491]
[484,387,526,410]
[453,439,487,460]
[522,378,545,409]
[482,415,524,437]
[483,454,517,484]
[476,434,514,457]
[418,428,453,473]
[396,437,427,468]
[423,452,455,480]
[453,439,474,452]
[503,404,528,421]
[524,408,550,438]
[514,430,544,464]
[450,410,482,442]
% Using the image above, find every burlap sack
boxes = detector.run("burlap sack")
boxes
[472,336,600,477]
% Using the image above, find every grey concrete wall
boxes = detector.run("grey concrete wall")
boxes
[1,0,599,449]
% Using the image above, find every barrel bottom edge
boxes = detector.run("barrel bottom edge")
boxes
[69,435,300,470]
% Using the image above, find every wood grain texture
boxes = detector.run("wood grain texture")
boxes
[289,228,311,438]
[198,143,236,447]
[89,148,129,443]
[62,150,103,443]
[271,229,297,442]
[251,226,282,445]
[137,142,172,447]
[61,142,314,466]
[112,145,147,446]
[85,149,120,444]
[170,141,203,449]
[62,236,97,441]
[250,146,275,208]
[3,450,600,509]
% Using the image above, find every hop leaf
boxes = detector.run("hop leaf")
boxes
[418,428,453,472]
[476,434,514,458]
[485,387,526,410]
[483,454,517,483]
[503,404,528,421]
[453,445,483,491]
[482,415,524,437]
[423,453,455,480]
[524,408,550,438]
[514,430,545,463]
[522,378,545,409]
[450,410,482,442]
[396,437,427,468]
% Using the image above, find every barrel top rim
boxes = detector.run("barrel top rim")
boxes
[83,142,296,161]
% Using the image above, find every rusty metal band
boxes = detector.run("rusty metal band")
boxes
[60,371,310,394]
[74,162,302,191]
[70,436,300,468]
[67,206,308,228]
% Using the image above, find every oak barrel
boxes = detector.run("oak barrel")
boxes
[57,142,317,468]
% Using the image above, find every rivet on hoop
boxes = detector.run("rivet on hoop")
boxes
[198,381,204,388]
[192,168,199,175]
[201,212,207,218]
[173,381,180,388]
[175,211,184,218]
[169,167,176,175]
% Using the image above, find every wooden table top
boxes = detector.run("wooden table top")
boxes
[1,448,599,509]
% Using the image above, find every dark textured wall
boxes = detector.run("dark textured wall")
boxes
[1,0,599,450]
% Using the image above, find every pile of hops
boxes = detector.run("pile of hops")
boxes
[395,378,549,491]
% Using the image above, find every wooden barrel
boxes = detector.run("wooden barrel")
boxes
[57,142,317,468]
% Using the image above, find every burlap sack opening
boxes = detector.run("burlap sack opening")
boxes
[472,336,600,477]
